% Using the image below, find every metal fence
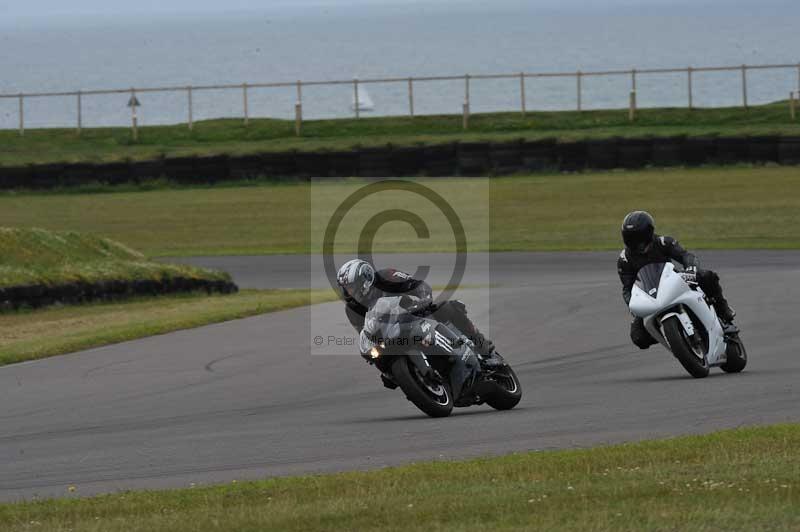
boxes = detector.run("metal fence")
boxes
[2,62,800,136]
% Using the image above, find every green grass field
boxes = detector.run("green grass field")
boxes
[0,228,229,288]
[0,166,797,256]
[0,288,335,366]
[1,103,799,166]
[0,424,796,531]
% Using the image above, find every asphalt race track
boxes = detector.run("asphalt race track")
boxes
[1,251,798,501]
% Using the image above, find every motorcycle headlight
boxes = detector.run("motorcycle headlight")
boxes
[360,330,384,357]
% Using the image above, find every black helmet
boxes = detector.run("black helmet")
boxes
[621,211,655,253]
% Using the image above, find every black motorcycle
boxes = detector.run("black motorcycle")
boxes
[359,295,522,418]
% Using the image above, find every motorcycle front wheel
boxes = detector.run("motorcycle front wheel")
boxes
[391,357,453,418]
[663,316,710,378]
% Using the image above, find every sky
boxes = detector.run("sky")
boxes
[0,0,783,20]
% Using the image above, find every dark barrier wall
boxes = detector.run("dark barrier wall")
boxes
[0,278,238,310]
[2,136,799,188]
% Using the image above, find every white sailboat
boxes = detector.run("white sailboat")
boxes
[351,83,375,112]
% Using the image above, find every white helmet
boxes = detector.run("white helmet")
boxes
[336,259,376,302]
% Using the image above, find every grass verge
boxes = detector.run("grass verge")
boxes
[0,166,798,256]
[0,288,335,366]
[1,103,799,166]
[0,424,797,531]
[0,227,229,289]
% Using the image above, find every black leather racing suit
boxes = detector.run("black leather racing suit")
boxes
[343,268,494,355]
[617,235,730,349]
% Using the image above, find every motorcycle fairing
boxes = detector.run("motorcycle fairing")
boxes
[631,262,727,366]
[363,296,481,401]
[448,343,481,403]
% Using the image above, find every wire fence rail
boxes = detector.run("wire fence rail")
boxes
[2,62,800,137]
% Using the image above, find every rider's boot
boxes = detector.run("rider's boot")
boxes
[714,297,736,324]
[699,270,735,324]
[471,331,503,368]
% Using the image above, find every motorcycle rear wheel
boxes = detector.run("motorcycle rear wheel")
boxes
[484,366,522,411]
[721,334,747,373]
[392,357,453,418]
[663,316,709,378]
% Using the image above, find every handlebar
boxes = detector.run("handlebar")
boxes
[399,294,433,314]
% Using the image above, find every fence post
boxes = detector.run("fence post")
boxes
[629,91,637,122]
[130,89,138,141]
[295,81,303,136]
[408,77,415,117]
[687,67,694,110]
[18,94,24,137]
[354,79,360,119]
[796,92,800,120]
[242,83,249,126]
[520,72,526,116]
[295,102,303,136]
[77,91,82,134]
[741,65,748,110]
[187,86,194,130]
[463,74,471,130]
[576,71,582,112]
[791,92,796,121]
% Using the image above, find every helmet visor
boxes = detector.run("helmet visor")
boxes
[340,268,375,305]
[623,229,652,253]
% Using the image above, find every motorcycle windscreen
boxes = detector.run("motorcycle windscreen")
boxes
[363,296,416,341]
[635,262,667,298]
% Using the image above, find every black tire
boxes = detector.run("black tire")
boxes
[391,357,453,418]
[484,366,522,410]
[721,335,747,373]
[663,316,709,378]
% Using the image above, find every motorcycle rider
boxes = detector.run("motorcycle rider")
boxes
[335,258,499,363]
[617,211,736,350]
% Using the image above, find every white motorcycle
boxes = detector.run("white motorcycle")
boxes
[629,262,747,378]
